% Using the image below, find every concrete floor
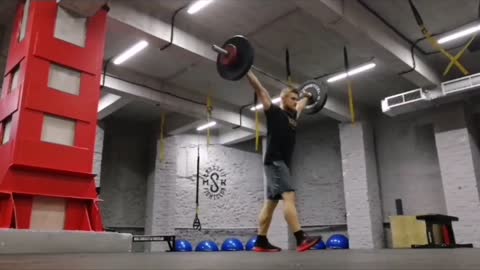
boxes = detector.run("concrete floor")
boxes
[1,249,480,270]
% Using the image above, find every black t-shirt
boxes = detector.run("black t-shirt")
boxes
[264,104,297,168]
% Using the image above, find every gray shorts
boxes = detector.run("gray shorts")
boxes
[264,160,295,200]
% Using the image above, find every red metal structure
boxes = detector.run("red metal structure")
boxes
[0,1,107,231]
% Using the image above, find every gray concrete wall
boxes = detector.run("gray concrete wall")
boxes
[433,103,480,247]
[99,118,154,229]
[0,23,12,87]
[374,111,447,221]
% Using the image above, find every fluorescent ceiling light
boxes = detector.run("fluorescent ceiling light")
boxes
[196,121,217,131]
[438,24,480,44]
[113,40,148,65]
[327,62,376,83]
[250,97,281,111]
[187,0,213,14]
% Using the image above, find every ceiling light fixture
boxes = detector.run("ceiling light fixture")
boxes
[113,40,149,65]
[327,62,376,83]
[250,97,281,111]
[438,24,480,44]
[196,121,217,131]
[187,0,213,14]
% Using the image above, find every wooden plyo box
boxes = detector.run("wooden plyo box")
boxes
[390,216,443,248]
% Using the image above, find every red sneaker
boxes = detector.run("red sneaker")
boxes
[296,236,321,252]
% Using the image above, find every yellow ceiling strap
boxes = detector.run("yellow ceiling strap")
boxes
[408,0,469,76]
[443,34,477,76]
[348,82,355,124]
[421,28,469,75]
[344,47,355,124]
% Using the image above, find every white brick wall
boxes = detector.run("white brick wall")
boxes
[291,122,346,226]
[145,136,178,251]
[174,135,263,228]
[434,106,480,247]
[145,134,264,251]
[339,121,383,249]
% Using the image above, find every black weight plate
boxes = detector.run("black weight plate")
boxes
[216,35,254,81]
[299,80,328,115]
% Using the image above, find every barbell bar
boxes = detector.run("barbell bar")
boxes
[212,35,328,115]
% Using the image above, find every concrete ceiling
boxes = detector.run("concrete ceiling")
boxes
[361,0,479,42]
[359,0,480,80]
[103,0,427,112]
[3,0,480,143]
[107,100,168,123]
[0,0,17,25]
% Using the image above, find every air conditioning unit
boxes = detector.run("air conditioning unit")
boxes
[442,72,480,95]
[381,88,432,116]
[381,72,480,117]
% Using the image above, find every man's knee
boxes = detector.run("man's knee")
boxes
[261,200,277,213]
[265,200,278,211]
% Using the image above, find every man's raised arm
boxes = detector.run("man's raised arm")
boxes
[246,71,272,111]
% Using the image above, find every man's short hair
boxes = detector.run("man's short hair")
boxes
[280,87,299,98]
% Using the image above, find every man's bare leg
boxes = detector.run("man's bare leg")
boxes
[282,192,301,232]
[258,200,278,235]
[255,200,282,252]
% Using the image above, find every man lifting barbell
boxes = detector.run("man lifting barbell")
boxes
[246,71,321,252]
[213,35,326,252]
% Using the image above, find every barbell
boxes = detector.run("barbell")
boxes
[211,35,328,115]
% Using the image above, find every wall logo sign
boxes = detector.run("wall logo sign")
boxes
[202,165,227,200]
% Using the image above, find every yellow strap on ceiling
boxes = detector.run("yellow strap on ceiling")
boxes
[347,82,355,124]
[408,0,469,76]
[344,46,355,124]
[443,34,477,76]
[421,28,469,75]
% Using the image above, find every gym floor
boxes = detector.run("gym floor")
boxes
[2,250,480,270]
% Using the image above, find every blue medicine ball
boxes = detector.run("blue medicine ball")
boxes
[245,236,257,251]
[326,234,349,249]
[311,240,327,250]
[175,239,193,252]
[195,240,219,252]
[221,238,244,251]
